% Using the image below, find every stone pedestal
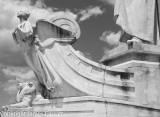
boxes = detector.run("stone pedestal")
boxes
[101,42,160,108]
[2,42,160,117]
[1,96,160,117]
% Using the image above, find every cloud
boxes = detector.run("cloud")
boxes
[0,0,104,67]
[1,79,18,95]
[99,30,121,61]
[34,0,46,8]
[99,0,116,6]
[100,31,121,47]
[78,6,105,22]
[1,66,36,95]
[0,0,106,96]
[2,67,36,81]
[0,0,78,66]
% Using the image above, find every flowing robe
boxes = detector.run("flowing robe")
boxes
[114,0,160,44]
[13,21,63,98]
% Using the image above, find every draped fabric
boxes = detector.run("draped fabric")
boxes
[114,0,160,44]
[13,21,63,98]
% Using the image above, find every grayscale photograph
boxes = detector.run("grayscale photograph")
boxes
[0,0,160,117]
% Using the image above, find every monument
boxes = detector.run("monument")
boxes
[1,0,160,116]
[114,0,160,44]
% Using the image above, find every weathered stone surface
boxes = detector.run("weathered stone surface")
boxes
[1,96,160,117]
[34,20,135,101]
[3,11,160,117]
[102,42,160,108]
[101,42,160,66]
[2,82,36,110]
[1,16,138,117]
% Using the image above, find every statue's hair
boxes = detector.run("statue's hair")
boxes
[17,9,30,19]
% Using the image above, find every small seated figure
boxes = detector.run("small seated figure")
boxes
[2,82,36,111]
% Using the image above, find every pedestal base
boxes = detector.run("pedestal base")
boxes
[1,96,160,117]
[101,42,160,108]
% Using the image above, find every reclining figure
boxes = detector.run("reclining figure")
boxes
[2,82,36,111]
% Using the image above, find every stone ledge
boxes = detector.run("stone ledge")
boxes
[113,60,160,69]
[2,96,160,117]
[101,42,160,66]
[31,96,160,110]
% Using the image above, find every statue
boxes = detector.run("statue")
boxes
[12,9,76,99]
[2,82,36,111]
[114,0,160,44]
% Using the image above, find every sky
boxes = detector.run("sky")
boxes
[0,0,122,109]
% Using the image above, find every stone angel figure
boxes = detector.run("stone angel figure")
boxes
[12,9,76,99]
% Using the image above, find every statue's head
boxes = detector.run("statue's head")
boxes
[17,9,30,20]
[17,81,36,95]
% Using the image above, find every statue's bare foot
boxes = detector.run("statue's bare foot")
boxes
[127,37,142,44]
